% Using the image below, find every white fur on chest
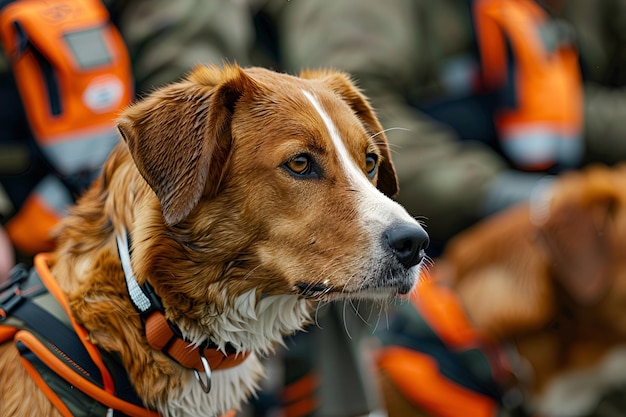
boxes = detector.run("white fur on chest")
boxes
[162,354,264,417]
[164,291,310,417]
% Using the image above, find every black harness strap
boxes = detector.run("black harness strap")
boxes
[12,295,104,384]
[0,264,146,412]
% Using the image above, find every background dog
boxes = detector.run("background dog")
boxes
[0,64,428,417]
[378,164,626,417]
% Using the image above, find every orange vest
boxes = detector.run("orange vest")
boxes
[473,0,583,171]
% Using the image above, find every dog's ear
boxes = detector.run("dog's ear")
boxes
[538,168,619,306]
[117,65,257,225]
[302,69,399,198]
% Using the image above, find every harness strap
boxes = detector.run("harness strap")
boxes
[11,289,104,384]
[35,253,118,394]
[0,255,160,417]
[14,330,158,417]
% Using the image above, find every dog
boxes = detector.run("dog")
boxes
[378,164,626,417]
[0,64,429,417]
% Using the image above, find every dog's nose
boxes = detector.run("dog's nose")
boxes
[384,224,429,268]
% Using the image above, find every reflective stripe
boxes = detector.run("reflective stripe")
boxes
[500,125,583,169]
[39,127,119,176]
[116,230,152,313]
[35,175,75,217]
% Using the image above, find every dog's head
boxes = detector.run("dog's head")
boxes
[536,165,626,336]
[114,64,427,342]
[438,164,626,341]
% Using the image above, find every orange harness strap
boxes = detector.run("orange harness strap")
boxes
[0,255,159,417]
[35,253,119,396]
[34,254,160,417]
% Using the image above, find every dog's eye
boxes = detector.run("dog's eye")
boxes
[283,154,319,178]
[365,153,378,179]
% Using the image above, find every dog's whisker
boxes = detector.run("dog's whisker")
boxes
[342,300,353,340]
[368,127,410,142]
[371,301,386,334]
[240,262,263,282]
[313,301,326,329]
[348,298,370,327]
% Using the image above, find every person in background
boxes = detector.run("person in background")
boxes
[280,0,626,255]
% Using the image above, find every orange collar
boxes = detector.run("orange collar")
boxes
[116,229,249,393]
[143,309,249,392]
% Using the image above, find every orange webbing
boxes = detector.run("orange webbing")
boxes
[378,346,497,417]
[282,373,320,417]
[284,395,318,417]
[6,194,60,255]
[411,280,486,350]
[144,311,172,350]
[15,327,239,417]
[15,330,160,417]
[0,325,17,339]
[34,253,116,394]
[166,338,207,370]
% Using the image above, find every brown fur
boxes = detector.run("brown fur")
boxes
[0,64,426,416]
[382,164,626,416]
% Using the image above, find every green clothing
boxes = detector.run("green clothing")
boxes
[279,0,626,247]
[109,0,254,92]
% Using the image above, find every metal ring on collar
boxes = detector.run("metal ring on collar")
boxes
[194,350,212,394]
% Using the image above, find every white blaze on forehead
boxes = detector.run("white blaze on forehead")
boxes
[302,89,372,190]
[301,89,416,225]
